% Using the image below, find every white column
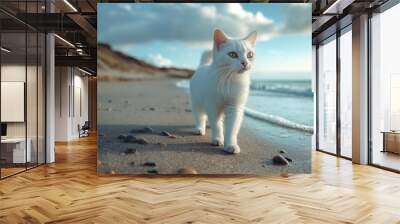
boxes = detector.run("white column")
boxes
[352,14,369,164]
[46,33,55,163]
[45,0,55,163]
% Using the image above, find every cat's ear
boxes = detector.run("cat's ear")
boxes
[214,29,228,50]
[245,31,257,47]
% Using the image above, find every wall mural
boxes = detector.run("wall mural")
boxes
[97,3,313,175]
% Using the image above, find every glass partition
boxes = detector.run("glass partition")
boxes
[0,1,46,179]
[1,30,28,177]
[317,36,337,154]
[370,4,400,171]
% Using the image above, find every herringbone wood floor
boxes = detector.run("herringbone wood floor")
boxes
[1,135,400,224]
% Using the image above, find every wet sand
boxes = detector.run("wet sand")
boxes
[97,79,311,175]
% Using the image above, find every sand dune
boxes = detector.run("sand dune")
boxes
[98,43,194,80]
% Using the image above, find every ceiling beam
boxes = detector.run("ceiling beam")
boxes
[67,13,97,39]
[55,55,96,72]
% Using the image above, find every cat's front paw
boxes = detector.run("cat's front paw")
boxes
[194,128,205,136]
[211,138,223,146]
[224,145,240,154]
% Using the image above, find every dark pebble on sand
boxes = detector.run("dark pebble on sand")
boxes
[108,99,112,103]
[281,173,289,178]
[279,149,286,154]
[135,137,148,144]
[143,161,156,167]
[123,135,148,144]
[130,127,154,134]
[124,135,136,143]
[144,127,154,133]
[149,107,155,111]
[284,156,292,162]
[161,131,171,136]
[117,134,127,140]
[147,169,158,174]
[178,167,198,174]
[124,148,136,154]
[272,154,289,166]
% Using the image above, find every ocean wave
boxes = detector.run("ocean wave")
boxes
[244,108,313,134]
[175,80,313,134]
[250,82,313,97]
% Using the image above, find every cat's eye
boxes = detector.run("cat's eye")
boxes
[247,52,254,59]
[228,52,238,58]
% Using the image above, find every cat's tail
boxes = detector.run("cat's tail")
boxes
[199,50,212,66]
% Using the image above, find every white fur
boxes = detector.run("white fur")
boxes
[190,29,257,154]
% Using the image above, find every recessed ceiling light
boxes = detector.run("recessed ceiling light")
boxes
[63,0,78,12]
[78,67,93,76]
[322,0,354,15]
[54,34,75,48]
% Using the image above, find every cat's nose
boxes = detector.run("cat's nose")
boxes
[241,61,248,68]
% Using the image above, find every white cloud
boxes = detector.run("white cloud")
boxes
[145,53,173,67]
[98,3,309,46]
[280,4,312,33]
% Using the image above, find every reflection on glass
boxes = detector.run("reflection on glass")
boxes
[318,37,337,154]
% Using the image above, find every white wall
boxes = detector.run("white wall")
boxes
[54,67,89,141]
[55,66,70,141]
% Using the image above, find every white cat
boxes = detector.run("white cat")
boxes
[190,29,257,154]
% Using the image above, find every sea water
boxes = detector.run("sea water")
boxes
[176,78,314,151]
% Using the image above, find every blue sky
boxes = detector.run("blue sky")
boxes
[98,3,312,79]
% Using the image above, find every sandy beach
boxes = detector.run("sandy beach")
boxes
[97,78,311,175]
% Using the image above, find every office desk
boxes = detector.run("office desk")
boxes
[1,138,31,163]
[382,131,400,154]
